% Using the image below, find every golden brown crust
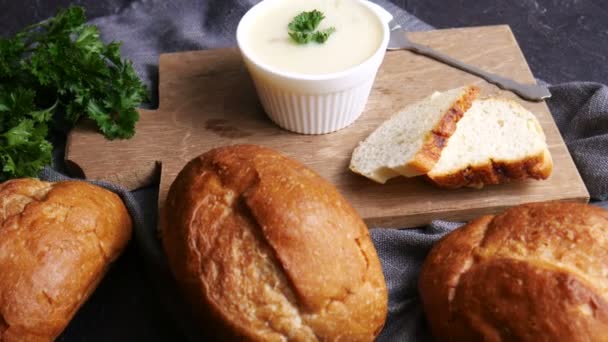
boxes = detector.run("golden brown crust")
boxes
[428,148,553,189]
[0,179,132,342]
[409,85,480,173]
[162,145,387,341]
[419,202,608,342]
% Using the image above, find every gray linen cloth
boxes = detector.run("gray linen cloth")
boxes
[33,1,608,341]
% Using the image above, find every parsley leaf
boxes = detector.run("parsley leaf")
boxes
[0,6,147,180]
[288,10,335,45]
[288,31,313,45]
[313,27,336,44]
[288,10,325,32]
[0,87,52,181]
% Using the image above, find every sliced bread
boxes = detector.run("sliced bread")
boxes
[427,98,553,188]
[350,85,479,183]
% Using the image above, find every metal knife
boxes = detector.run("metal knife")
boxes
[387,25,551,102]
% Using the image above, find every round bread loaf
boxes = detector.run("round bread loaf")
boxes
[419,202,608,341]
[0,179,132,342]
[161,145,387,341]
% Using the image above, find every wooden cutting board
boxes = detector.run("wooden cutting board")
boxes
[65,25,589,227]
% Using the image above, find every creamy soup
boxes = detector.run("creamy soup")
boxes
[244,0,384,75]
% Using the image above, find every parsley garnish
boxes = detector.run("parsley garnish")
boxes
[288,10,336,45]
[312,27,337,43]
[0,6,147,180]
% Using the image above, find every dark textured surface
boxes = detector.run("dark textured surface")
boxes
[2,0,607,84]
[393,0,608,84]
[0,0,138,34]
[1,1,607,341]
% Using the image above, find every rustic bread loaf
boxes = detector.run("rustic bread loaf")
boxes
[0,179,132,342]
[350,85,479,183]
[162,145,387,341]
[419,202,608,341]
[427,98,553,188]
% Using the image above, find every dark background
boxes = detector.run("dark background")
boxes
[1,0,607,341]
[2,0,607,84]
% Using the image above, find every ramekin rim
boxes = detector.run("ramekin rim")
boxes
[236,0,391,82]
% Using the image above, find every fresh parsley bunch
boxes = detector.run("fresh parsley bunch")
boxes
[288,10,336,44]
[0,6,147,181]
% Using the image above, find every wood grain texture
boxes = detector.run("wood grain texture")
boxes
[65,25,589,228]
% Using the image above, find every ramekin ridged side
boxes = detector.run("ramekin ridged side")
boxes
[251,76,376,134]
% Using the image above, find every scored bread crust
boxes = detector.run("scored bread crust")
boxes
[0,179,132,342]
[162,145,387,341]
[428,144,553,189]
[419,202,608,341]
[403,85,480,175]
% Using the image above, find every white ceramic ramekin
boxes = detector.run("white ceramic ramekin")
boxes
[236,0,393,135]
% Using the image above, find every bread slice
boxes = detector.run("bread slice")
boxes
[350,86,479,183]
[427,98,553,188]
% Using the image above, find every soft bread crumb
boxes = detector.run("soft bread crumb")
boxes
[428,98,552,188]
[350,86,478,183]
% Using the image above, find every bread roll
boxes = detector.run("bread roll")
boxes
[162,145,387,341]
[0,179,132,342]
[419,202,608,341]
